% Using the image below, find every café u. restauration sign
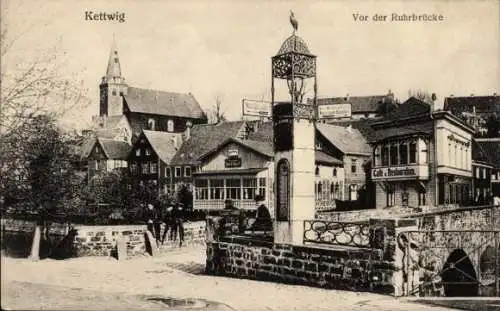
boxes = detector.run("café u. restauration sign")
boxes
[371,165,429,180]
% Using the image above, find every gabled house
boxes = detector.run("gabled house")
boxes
[474,138,500,197]
[127,130,184,199]
[83,137,131,179]
[315,123,373,204]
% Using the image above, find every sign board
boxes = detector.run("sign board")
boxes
[228,149,239,157]
[371,165,429,181]
[225,157,242,168]
[318,103,352,119]
[242,99,272,117]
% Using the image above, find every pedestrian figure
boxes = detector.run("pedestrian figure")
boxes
[144,203,157,239]
[251,195,272,233]
[153,203,162,245]
[176,203,186,247]
[161,203,175,244]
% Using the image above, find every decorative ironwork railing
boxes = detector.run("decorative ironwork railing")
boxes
[303,220,371,248]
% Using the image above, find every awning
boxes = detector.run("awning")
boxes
[193,168,267,176]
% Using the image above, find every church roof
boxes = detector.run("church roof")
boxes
[277,34,311,55]
[123,87,205,119]
[104,40,122,82]
[142,130,184,164]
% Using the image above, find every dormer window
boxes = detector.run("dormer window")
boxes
[148,118,155,131]
[167,119,174,132]
[135,149,140,156]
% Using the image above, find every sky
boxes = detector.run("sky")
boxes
[2,0,499,130]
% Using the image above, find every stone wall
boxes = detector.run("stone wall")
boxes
[206,218,418,296]
[1,218,206,259]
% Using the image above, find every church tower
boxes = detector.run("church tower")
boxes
[99,39,127,116]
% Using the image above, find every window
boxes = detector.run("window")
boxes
[390,144,398,166]
[476,167,481,179]
[142,162,149,174]
[351,159,357,174]
[483,168,487,179]
[175,167,182,177]
[226,178,241,200]
[399,143,408,165]
[382,146,389,166]
[418,191,426,206]
[315,166,320,176]
[258,177,266,198]
[333,168,337,177]
[374,146,381,166]
[409,141,417,164]
[167,119,174,132]
[130,163,138,174]
[145,148,151,156]
[243,178,257,200]
[210,179,224,200]
[148,118,155,131]
[165,167,171,178]
[349,184,358,201]
[135,149,140,156]
[184,166,191,177]
[150,163,157,174]
[387,190,395,207]
[195,179,209,200]
[112,89,117,96]
[95,146,100,154]
[420,141,428,164]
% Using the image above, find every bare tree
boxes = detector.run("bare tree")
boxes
[408,89,435,105]
[208,94,227,124]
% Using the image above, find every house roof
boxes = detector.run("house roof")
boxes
[97,138,131,160]
[369,121,435,143]
[315,150,343,166]
[324,119,378,142]
[246,122,273,141]
[379,97,431,122]
[123,87,205,119]
[79,136,98,160]
[199,137,274,161]
[96,128,124,140]
[316,123,371,155]
[170,121,245,166]
[444,96,500,114]
[314,94,396,114]
[142,130,184,164]
[474,139,500,168]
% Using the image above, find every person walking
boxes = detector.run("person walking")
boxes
[144,203,157,239]
[176,203,186,247]
[161,203,175,244]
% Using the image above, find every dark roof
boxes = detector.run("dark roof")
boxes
[142,130,183,164]
[246,122,273,141]
[474,139,500,168]
[369,121,434,142]
[98,138,131,160]
[380,97,430,121]
[315,150,343,166]
[314,94,396,114]
[316,123,371,155]
[123,87,205,119]
[80,136,97,160]
[444,96,500,114]
[96,128,123,140]
[170,121,245,166]
[199,137,274,161]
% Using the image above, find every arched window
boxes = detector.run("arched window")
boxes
[333,168,337,177]
[276,159,290,221]
[315,166,320,176]
[147,118,155,131]
[167,119,174,132]
[374,146,381,166]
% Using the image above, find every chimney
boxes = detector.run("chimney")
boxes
[470,93,474,97]
[345,93,350,101]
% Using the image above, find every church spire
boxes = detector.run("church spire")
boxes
[104,36,123,83]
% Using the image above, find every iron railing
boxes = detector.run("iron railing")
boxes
[303,220,371,248]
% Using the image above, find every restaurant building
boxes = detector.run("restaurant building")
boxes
[369,97,476,209]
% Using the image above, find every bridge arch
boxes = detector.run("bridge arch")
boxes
[441,249,478,297]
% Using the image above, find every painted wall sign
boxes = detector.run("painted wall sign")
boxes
[242,99,272,117]
[318,103,352,119]
[224,157,242,168]
[372,165,429,180]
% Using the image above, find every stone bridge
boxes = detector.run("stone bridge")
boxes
[396,205,500,297]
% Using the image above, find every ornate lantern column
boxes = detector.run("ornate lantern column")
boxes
[271,19,317,245]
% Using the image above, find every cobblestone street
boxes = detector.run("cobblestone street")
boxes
[2,246,459,311]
